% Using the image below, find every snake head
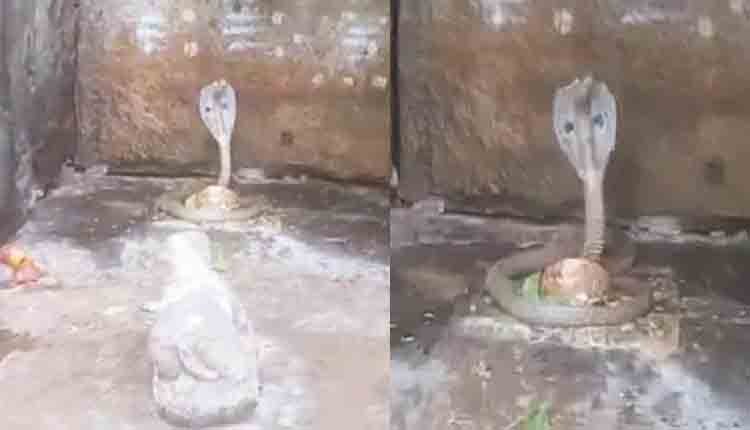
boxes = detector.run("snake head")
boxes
[553,76,618,182]
[199,80,237,148]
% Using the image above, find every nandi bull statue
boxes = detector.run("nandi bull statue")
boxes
[147,230,259,427]
[485,76,653,327]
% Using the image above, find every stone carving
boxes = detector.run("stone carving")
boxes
[154,80,267,223]
[485,76,653,327]
[147,230,259,427]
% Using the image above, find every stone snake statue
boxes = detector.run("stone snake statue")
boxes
[485,226,652,327]
[154,80,265,223]
[154,185,266,223]
[484,76,653,327]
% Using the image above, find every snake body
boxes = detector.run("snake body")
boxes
[484,228,653,327]
[153,81,262,224]
[154,187,266,223]
[485,77,653,327]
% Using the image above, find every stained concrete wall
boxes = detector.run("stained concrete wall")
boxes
[0,0,79,241]
[398,1,750,222]
[76,0,391,184]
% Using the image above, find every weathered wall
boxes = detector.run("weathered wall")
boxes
[399,1,750,221]
[0,0,78,242]
[77,0,390,184]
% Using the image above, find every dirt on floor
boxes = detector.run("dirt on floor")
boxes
[0,171,389,430]
[390,208,750,430]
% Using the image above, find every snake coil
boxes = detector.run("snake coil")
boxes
[154,186,266,223]
[484,228,653,327]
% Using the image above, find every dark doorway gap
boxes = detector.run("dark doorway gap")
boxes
[390,0,400,177]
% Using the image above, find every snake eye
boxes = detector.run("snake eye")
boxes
[592,113,605,128]
[564,122,574,133]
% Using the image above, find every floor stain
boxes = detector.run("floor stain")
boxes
[0,329,36,362]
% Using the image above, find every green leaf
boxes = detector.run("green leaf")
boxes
[521,400,551,430]
[518,271,543,301]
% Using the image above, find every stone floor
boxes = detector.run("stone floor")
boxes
[390,209,750,430]
[0,171,389,430]
[5,171,750,430]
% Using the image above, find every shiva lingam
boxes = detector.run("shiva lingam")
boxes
[484,76,653,327]
[155,80,264,223]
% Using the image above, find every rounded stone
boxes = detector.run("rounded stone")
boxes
[185,185,241,211]
[541,257,610,304]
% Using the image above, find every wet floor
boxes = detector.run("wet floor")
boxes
[0,173,389,430]
[390,211,750,430]
[637,242,750,303]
